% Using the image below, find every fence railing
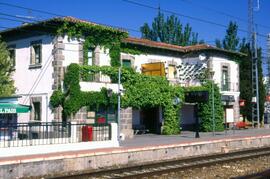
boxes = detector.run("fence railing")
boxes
[0,122,111,148]
[81,72,111,83]
[220,82,239,92]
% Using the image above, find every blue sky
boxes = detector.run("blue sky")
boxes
[0,0,269,65]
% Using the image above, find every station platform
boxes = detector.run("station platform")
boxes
[121,128,270,147]
[0,128,270,178]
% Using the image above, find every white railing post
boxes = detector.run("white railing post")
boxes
[70,121,78,143]
[110,123,119,145]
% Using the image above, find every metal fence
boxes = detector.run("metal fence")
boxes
[0,122,111,148]
[221,82,239,92]
[82,72,111,83]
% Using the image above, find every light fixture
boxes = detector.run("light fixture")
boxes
[199,53,207,61]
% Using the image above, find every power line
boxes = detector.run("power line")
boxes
[122,0,268,39]
[179,0,270,30]
[0,2,62,17]
[0,17,33,23]
[0,3,141,34]
[0,15,141,35]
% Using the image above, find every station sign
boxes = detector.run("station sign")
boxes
[0,108,16,114]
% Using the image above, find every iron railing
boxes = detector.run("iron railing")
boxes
[0,122,111,148]
[221,82,239,92]
[82,72,111,83]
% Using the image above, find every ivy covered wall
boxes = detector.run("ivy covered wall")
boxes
[185,81,224,132]
[51,64,184,135]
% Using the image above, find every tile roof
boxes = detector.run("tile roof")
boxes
[0,16,125,34]
[0,16,245,57]
[123,37,245,56]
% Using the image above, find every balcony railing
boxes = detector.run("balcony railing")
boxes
[0,122,111,148]
[81,72,111,83]
[220,82,239,92]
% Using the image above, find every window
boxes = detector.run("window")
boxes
[221,66,229,91]
[8,47,16,67]
[31,97,42,121]
[30,40,42,66]
[168,65,176,79]
[123,59,131,68]
[141,62,165,76]
[33,102,41,121]
[87,48,94,66]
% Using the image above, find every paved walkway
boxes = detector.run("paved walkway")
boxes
[120,128,270,147]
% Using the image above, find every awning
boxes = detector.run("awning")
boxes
[0,103,31,114]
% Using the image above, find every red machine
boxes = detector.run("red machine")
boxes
[82,126,93,141]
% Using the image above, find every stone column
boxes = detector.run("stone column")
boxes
[120,107,133,139]
[52,36,65,122]
[78,42,84,65]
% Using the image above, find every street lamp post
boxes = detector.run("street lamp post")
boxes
[117,60,122,141]
[210,70,215,136]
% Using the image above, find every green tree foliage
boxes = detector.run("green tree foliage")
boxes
[239,44,265,121]
[215,21,240,51]
[140,10,202,46]
[239,42,252,120]
[0,37,15,97]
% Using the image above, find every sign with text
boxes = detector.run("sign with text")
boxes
[0,108,16,113]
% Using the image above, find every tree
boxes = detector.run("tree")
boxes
[0,37,15,97]
[215,21,240,51]
[140,10,202,46]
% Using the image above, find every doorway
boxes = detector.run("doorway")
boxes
[141,107,160,134]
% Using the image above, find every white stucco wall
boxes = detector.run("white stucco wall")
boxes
[62,36,80,67]
[99,48,111,66]
[8,35,55,123]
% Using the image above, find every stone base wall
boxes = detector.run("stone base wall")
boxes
[120,107,133,139]
[233,96,240,122]
[2,135,270,178]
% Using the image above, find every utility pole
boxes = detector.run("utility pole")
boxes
[117,60,122,140]
[267,34,270,93]
[249,0,260,128]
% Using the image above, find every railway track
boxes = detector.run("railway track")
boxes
[52,146,270,179]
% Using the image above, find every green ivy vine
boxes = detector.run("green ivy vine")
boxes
[51,63,184,135]
[50,64,118,116]
[184,81,224,132]
[56,20,128,66]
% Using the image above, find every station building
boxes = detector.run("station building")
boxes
[0,16,245,139]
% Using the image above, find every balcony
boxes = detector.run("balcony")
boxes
[81,72,111,83]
